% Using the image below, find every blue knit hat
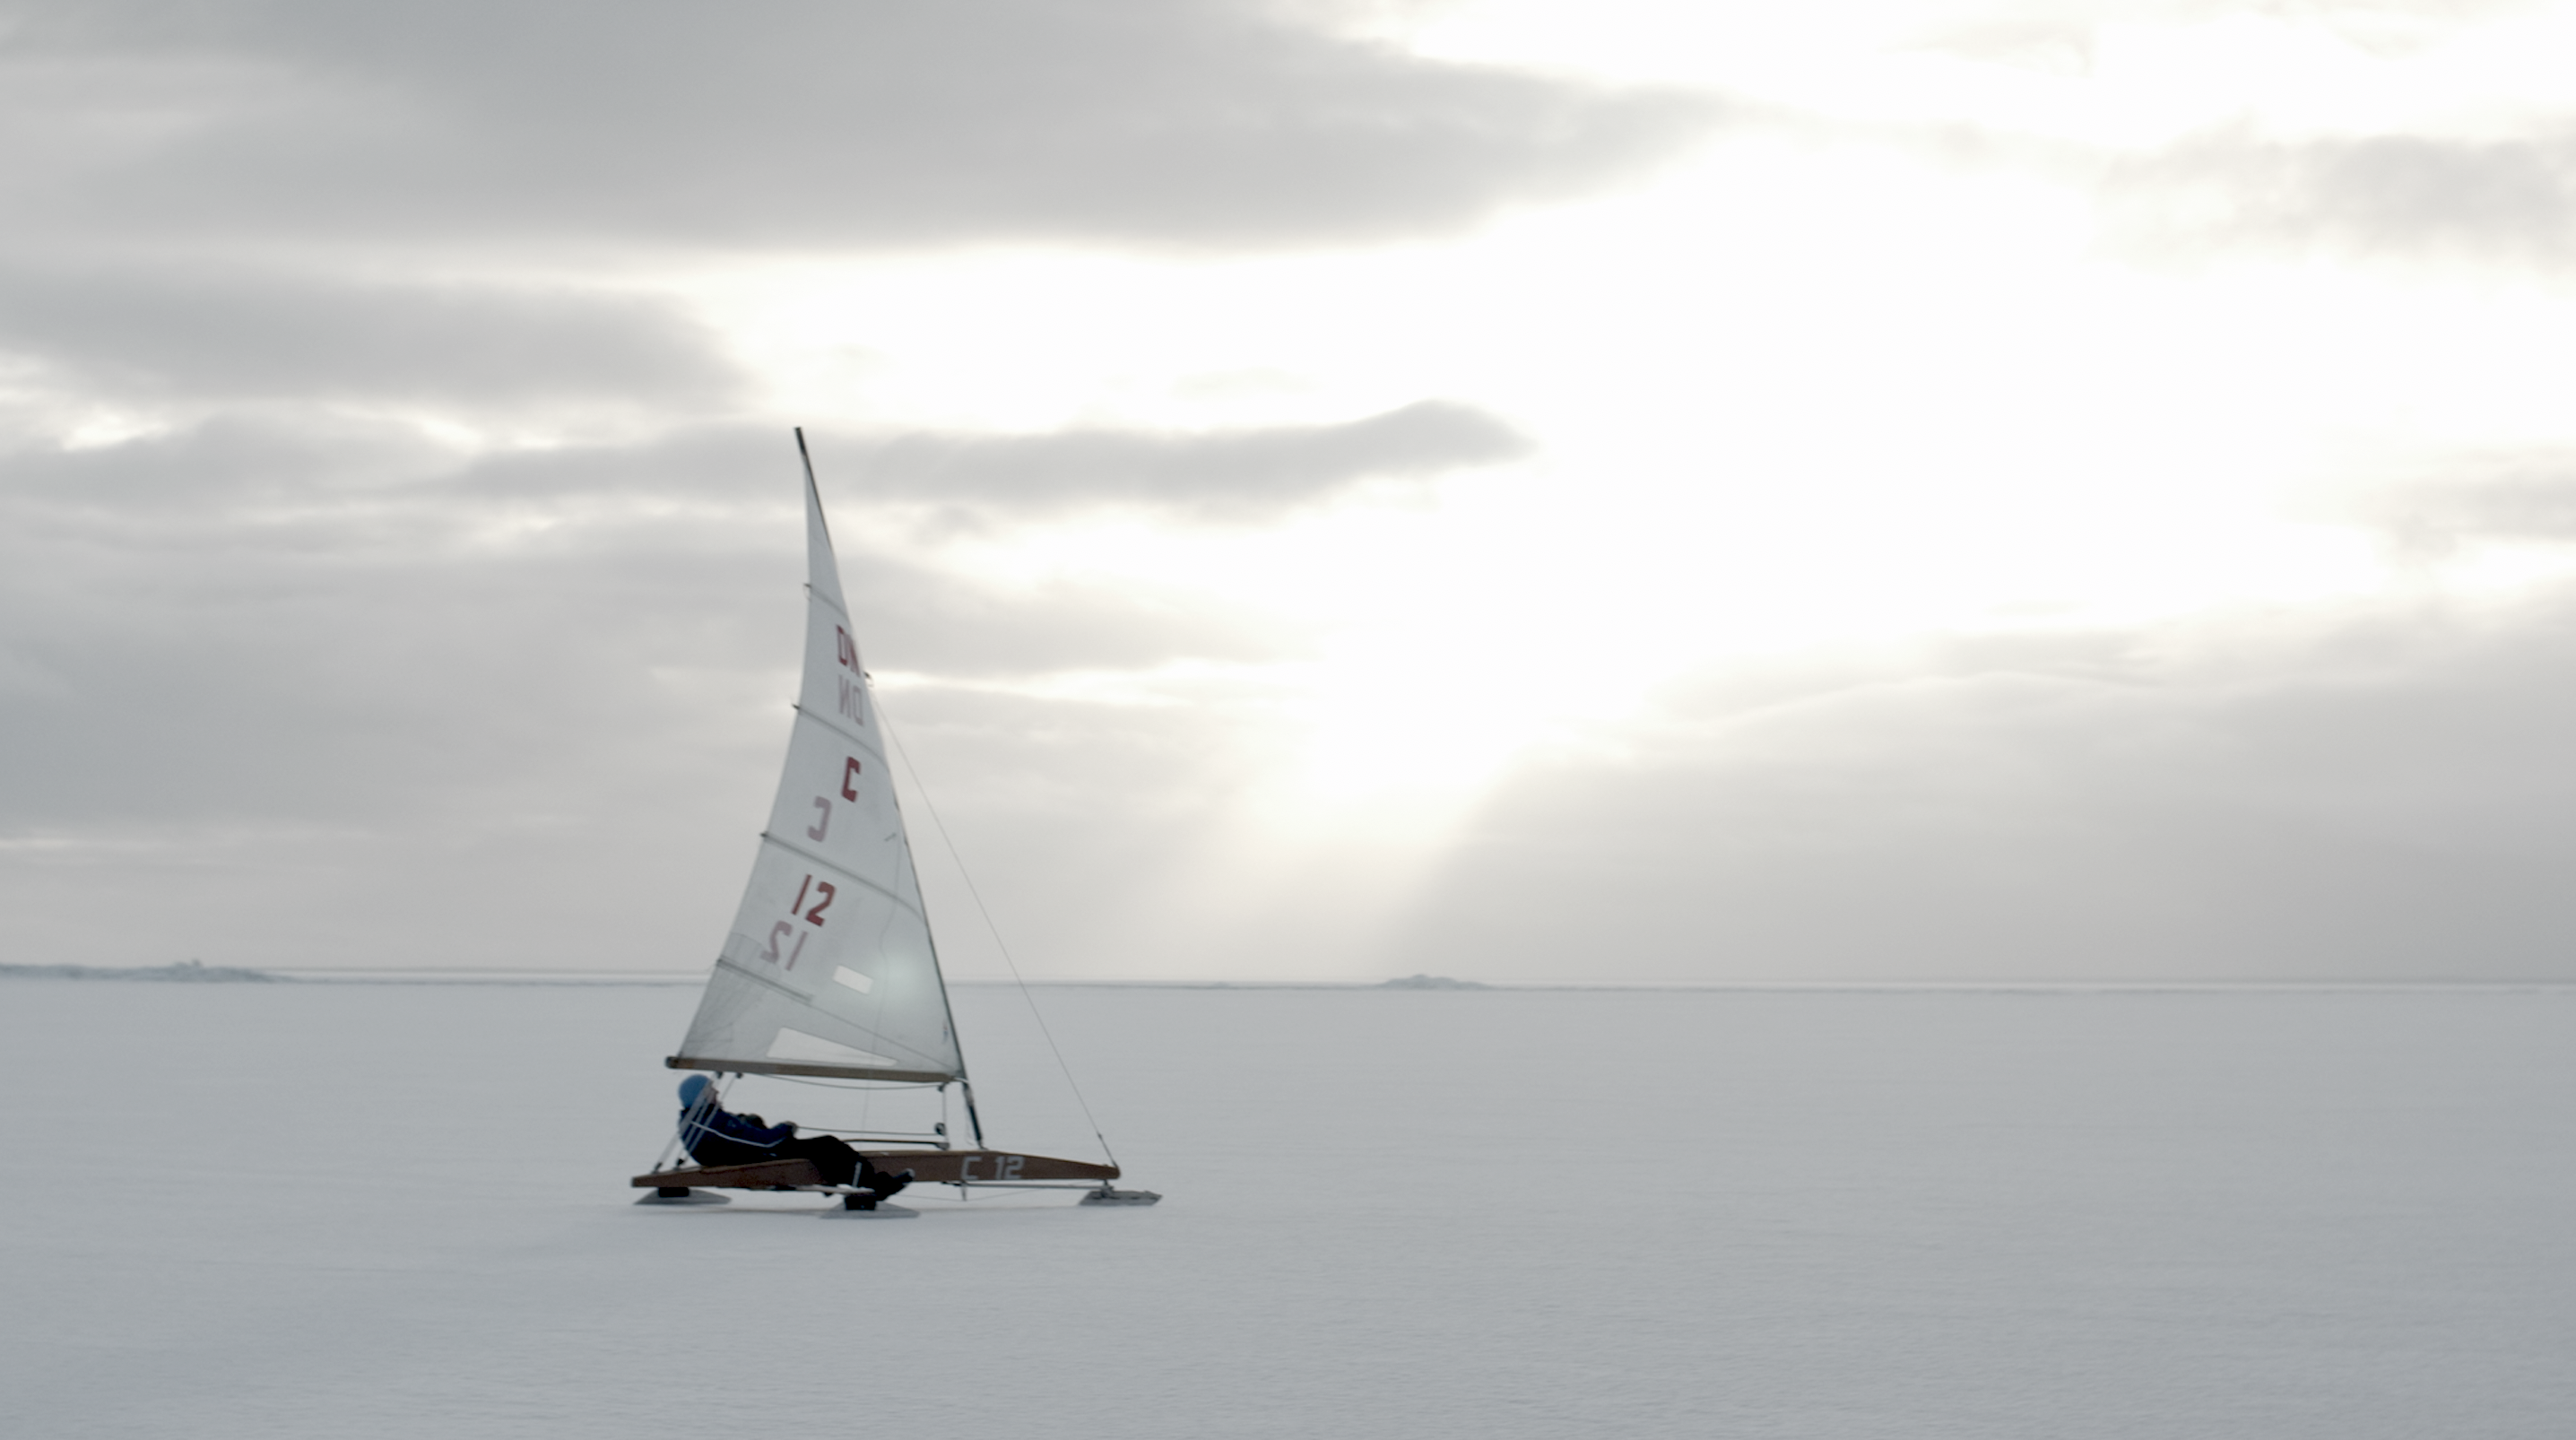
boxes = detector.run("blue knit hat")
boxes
[678,1074,715,1109]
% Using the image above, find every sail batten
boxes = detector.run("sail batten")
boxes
[756,833,927,919]
[668,446,967,1089]
[791,705,887,761]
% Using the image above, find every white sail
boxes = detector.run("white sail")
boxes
[669,448,966,1083]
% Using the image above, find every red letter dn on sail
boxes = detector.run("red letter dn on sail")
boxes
[834,627,866,724]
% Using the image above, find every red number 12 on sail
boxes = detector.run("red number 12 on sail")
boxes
[789,875,837,924]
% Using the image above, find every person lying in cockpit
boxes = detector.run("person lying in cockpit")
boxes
[675,1074,912,1199]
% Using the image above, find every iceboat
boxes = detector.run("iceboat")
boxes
[632,431,1156,1212]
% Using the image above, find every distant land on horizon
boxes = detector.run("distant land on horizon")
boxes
[0,959,281,983]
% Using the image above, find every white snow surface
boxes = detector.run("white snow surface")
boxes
[4,981,2572,1437]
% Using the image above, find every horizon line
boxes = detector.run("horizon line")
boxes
[15,964,2576,993]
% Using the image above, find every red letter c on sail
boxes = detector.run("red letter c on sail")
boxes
[842,757,863,801]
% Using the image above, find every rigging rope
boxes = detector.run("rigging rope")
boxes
[877,697,1121,1171]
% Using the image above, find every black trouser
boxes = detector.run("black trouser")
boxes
[775,1134,867,1187]
[692,1133,876,1188]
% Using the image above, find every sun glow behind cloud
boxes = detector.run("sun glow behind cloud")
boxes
[690,107,2565,837]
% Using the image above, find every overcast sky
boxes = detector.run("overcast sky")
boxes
[11,0,2576,981]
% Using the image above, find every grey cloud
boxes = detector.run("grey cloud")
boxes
[844,401,1531,521]
[2103,127,2576,265]
[2373,456,2576,551]
[0,416,1308,828]
[381,403,1530,533]
[5,0,1723,256]
[0,264,741,410]
[5,395,1515,550]
[255,401,1525,533]
[1383,599,2576,982]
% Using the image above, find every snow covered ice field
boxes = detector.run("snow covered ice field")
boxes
[3,981,2572,1438]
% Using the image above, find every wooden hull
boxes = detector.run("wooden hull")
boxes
[632,1149,1116,1192]
[633,1158,825,1190]
[860,1149,1118,1184]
